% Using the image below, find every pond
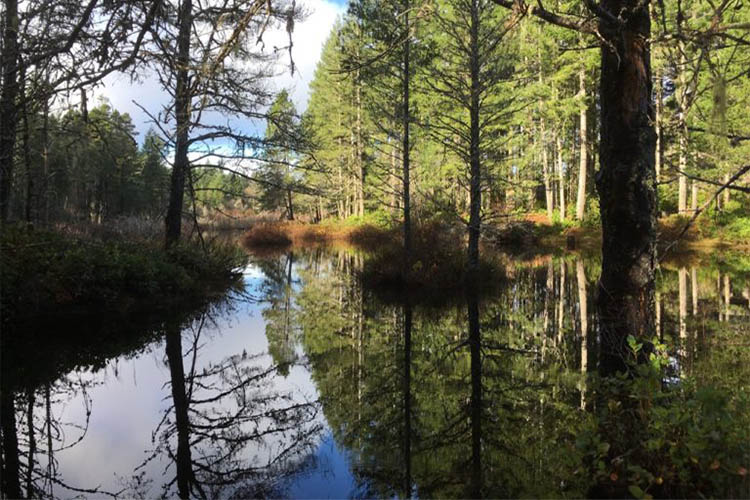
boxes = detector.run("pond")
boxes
[4,244,750,498]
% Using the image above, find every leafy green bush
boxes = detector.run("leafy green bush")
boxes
[578,338,750,498]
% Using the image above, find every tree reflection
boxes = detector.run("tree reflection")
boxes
[148,311,322,498]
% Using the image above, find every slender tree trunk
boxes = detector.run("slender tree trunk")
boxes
[165,0,192,247]
[467,0,481,275]
[576,259,588,409]
[402,302,412,498]
[21,76,33,224]
[691,180,698,213]
[165,324,193,499]
[541,119,553,220]
[691,267,698,315]
[556,131,565,220]
[25,389,35,497]
[402,1,412,265]
[654,64,662,184]
[356,70,364,218]
[678,131,688,213]
[41,87,50,223]
[467,285,482,498]
[679,267,688,366]
[1,388,21,499]
[596,0,657,376]
[0,0,20,220]
[557,259,566,345]
[286,188,294,220]
[677,51,688,214]
[576,69,588,221]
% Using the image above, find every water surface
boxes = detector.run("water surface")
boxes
[5,246,750,498]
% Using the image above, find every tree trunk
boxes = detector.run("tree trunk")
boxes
[467,0,481,275]
[165,324,193,499]
[576,259,588,409]
[541,118,553,220]
[0,0,20,220]
[654,64,662,184]
[678,131,688,213]
[402,1,412,266]
[165,0,192,247]
[677,50,688,214]
[596,0,657,376]
[556,131,565,221]
[467,284,482,498]
[576,68,588,221]
[1,388,21,499]
[286,188,294,220]
[691,179,698,213]
[679,267,688,366]
[402,302,412,497]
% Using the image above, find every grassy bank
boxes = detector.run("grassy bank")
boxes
[1,224,248,327]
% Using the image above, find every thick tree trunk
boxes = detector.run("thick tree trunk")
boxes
[596,0,657,376]
[0,0,20,220]
[467,0,481,275]
[576,69,588,221]
[165,0,192,247]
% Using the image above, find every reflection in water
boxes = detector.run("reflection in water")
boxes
[2,249,750,498]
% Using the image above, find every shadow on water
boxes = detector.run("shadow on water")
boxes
[3,245,750,498]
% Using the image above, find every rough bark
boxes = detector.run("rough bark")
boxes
[596,0,657,376]
[0,0,20,220]
[165,0,193,247]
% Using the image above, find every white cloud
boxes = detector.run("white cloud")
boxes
[93,0,344,142]
[266,0,344,112]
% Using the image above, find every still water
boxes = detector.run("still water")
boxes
[5,246,750,498]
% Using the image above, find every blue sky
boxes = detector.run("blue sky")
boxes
[95,0,347,143]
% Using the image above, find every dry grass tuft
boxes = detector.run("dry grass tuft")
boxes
[359,221,504,292]
[243,223,293,248]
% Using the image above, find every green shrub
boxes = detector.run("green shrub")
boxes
[1,225,247,324]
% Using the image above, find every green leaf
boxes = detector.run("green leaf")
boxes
[628,485,645,498]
